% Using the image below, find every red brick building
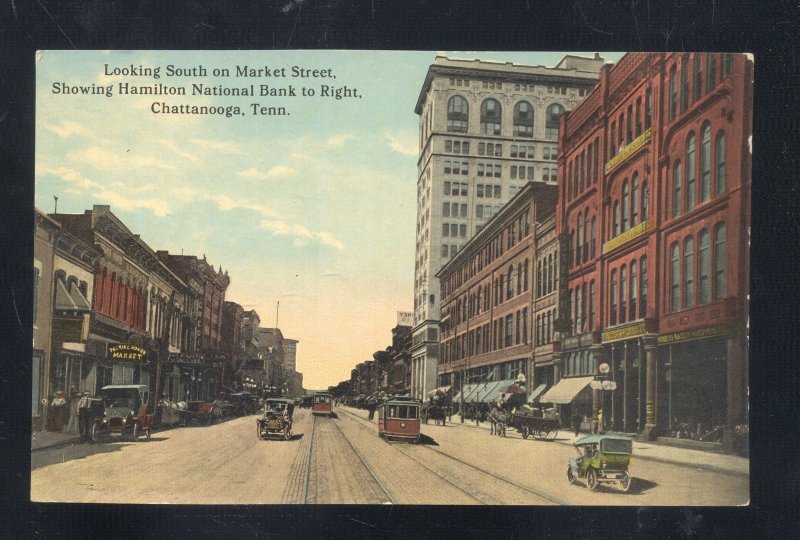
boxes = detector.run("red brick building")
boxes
[556,52,752,450]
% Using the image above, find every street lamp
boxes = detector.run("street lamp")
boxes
[590,362,617,432]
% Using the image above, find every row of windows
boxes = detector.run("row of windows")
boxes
[611,174,649,238]
[668,53,734,123]
[478,142,503,157]
[570,281,597,335]
[441,209,531,296]
[442,202,469,217]
[475,204,503,219]
[542,167,557,182]
[609,257,648,326]
[447,95,565,138]
[608,88,652,161]
[477,162,502,177]
[566,138,600,201]
[510,165,536,180]
[442,223,467,238]
[443,160,469,175]
[444,181,469,196]
[570,211,597,268]
[671,126,727,218]
[563,350,594,377]
[441,308,530,363]
[536,253,558,297]
[444,139,470,154]
[441,244,464,258]
[535,308,557,346]
[669,224,727,313]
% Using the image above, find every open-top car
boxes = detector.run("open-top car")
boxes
[91,384,153,442]
[567,433,633,492]
[257,398,295,440]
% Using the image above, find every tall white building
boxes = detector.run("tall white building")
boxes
[410,54,604,400]
[283,338,298,372]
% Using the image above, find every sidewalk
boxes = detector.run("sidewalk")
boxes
[448,413,749,478]
[31,429,82,451]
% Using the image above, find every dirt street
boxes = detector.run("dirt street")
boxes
[31,405,748,505]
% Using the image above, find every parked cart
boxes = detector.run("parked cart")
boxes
[509,410,560,440]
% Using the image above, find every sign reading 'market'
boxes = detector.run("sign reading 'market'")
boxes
[108,344,147,361]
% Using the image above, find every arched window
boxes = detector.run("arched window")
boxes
[574,286,581,334]
[670,243,681,312]
[715,223,727,299]
[613,201,620,237]
[480,98,502,135]
[524,258,529,291]
[640,256,648,318]
[631,173,639,226]
[517,264,522,295]
[590,216,596,259]
[610,269,618,325]
[684,236,694,308]
[548,254,554,293]
[507,265,514,297]
[686,132,696,210]
[536,260,542,296]
[698,229,710,304]
[716,131,726,195]
[583,209,589,261]
[545,103,565,139]
[641,181,649,221]
[701,122,711,201]
[629,260,638,320]
[581,282,587,332]
[672,160,682,218]
[668,67,677,121]
[513,100,534,137]
[620,265,627,323]
[589,281,595,331]
[576,214,583,265]
[447,95,469,132]
[622,179,629,232]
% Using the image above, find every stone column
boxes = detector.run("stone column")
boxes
[723,330,746,453]
[641,334,658,441]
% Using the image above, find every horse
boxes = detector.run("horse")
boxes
[488,406,510,437]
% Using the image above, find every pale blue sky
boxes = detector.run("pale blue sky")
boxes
[35,50,623,389]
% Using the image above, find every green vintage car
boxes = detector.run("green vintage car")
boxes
[567,433,633,492]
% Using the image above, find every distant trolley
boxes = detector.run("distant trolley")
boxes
[378,396,421,443]
[312,393,333,416]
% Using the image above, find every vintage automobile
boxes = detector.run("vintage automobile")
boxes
[228,391,260,416]
[567,433,633,492]
[257,398,295,440]
[299,395,313,409]
[91,384,154,442]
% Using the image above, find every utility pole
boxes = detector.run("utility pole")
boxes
[154,291,176,424]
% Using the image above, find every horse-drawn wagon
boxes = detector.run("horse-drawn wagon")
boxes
[509,410,560,440]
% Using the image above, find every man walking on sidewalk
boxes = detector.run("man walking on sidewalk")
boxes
[572,410,582,437]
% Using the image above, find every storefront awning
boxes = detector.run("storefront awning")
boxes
[539,376,594,404]
[529,383,548,402]
[483,379,517,403]
[55,279,91,311]
[467,380,501,403]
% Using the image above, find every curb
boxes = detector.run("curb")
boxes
[447,416,750,479]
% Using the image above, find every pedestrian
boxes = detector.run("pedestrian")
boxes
[368,400,376,420]
[572,410,582,437]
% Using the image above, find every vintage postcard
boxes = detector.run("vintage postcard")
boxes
[32,50,750,505]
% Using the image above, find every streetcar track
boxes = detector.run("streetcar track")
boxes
[329,416,395,504]
[301,413,316,504]
[337,406,570,505]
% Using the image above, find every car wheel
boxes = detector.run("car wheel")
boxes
[132,423,139,441]
[620,472,631,492]
[90,422,101,444]
[586,469,598,491]
[567,466,576,485]
[520,426,529,439]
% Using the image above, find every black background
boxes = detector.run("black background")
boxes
[2,1,798,537]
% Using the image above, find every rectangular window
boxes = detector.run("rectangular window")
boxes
[505,315,513,347]
[693,54,702,101]
[459,224,467,237]
[519,166,526,180]
[477,184,484,197]
[706,53,717,92]
[495,144,502,157]
[442,223,449,237]
[445,140,452,153]
[462,162,469,175]
[510,166,517,179]
[518,146,526,159]
[478,142,486,156]
[494,186,501,198]
[510,145,518,158]
[463,141,470,154]
[460,183,468,196]
[444,160,451,174]
[527,166,534,179]
[450,224,458,237]
[542,167,549,181]
[522,308,528,343]
[450,245,457,257]
[476,205,483,218]
[478,164,485,177]
[495,165,502,178]
[443,202,450,217]
[452,161,460,175]
[444,181,451,195]
[543,147,550,160]
[460,204,468,217]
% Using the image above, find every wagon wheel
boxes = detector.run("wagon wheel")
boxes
[548,429,558,441]
[520,425,529,439]
[620,472,631,492]
[534,429,547,440]
[132,423,139,441]
[90,422,101,444]
[586,469,598,491]
[567,466,577,485]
